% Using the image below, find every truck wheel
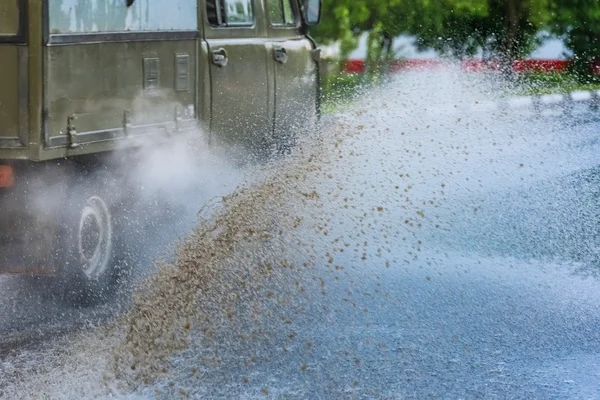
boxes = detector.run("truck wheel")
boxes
[57,171,128,306]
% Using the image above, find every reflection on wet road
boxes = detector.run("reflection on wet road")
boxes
[3,72,600,399]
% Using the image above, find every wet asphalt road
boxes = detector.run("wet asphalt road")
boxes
[162,252,600,399]
[3,74,600,399]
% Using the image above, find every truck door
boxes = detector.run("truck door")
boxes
[203,0,272,153]
[0,0,27,150]
[265,0,318,146]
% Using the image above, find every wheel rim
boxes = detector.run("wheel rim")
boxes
[77,196,113,280]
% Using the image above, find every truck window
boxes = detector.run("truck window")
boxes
[0,0,19,36]
[206,0,254,27]
[48,0,197,34]
[268,0,295,26]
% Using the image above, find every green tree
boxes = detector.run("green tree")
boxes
[312,0,552,74]
[550,0,600,80]
[311,0,415,77]
[354,0,493,74]
[413,0,551,66]
[405,0,487,58]
[311,0,369,59]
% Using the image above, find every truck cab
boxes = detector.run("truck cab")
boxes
[0,0,321,304]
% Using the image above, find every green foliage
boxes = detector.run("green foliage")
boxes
[550,0,600,80]
[406,0,488,58]
[412,0,551,63]
[311,0,553,68]
[311,1,367,59]
[320,70,365,113]
[311,0,411,69]
[312,1,600,98]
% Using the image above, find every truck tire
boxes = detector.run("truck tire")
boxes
[56,169,130,306]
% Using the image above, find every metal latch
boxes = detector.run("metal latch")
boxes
[311,48,321,63]
[274,46,288,64]
[211,48,228,67]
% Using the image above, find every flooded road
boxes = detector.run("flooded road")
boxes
[2,71,600,398]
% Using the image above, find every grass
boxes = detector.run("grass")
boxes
[320,69,600,113]
[320,72,365,114]
[320,67,394,114]
[512,71,600,96]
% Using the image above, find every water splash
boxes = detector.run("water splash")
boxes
[3,68,600,398]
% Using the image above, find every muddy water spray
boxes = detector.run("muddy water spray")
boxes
[2,68,600,398]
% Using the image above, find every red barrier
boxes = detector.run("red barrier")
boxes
[461,60,500,72]
[513,59,568,72]
[343,59,366,74]
[389,59,444,72]
[342,58,574,74]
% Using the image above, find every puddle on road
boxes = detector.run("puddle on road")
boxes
[3,70,600,399]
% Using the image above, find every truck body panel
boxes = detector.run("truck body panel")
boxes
[0,0,321,277]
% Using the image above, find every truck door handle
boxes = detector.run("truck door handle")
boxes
[273,46,288,64]
[212,48,228,67]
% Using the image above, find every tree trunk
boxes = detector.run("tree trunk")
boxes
[499,0,520,75]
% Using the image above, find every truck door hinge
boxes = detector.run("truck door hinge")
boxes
[67,115,79,148]
[311,48,321,63]
[123,109,132,136]
[174,106,182,133]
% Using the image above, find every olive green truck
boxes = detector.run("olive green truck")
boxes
[0,0,321,304]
